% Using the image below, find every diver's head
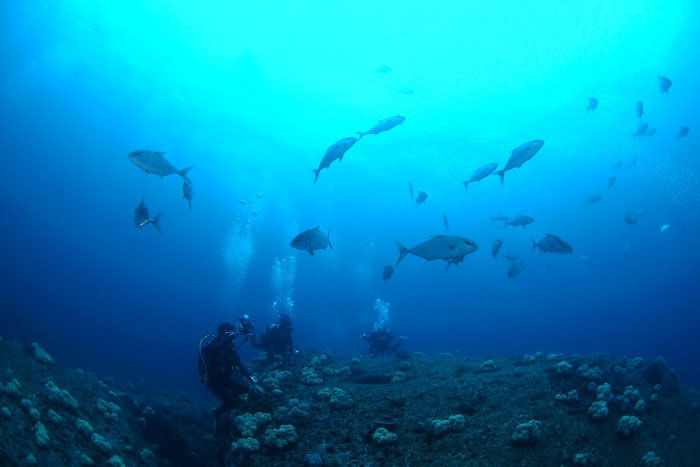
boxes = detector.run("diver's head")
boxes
[235,314,255,336]
[278,313,292,330]
[217,321,235,337]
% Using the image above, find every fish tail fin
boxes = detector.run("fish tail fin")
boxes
[445,262,451,272]
[187,198,192,209]
[395,241,410,267]
[495,170,505,185]
[179,167,194,179]
[152,212,164,234]
[308,250,314,256]
[531,238,537,252]
[462,181,469,192]
[327,229,333,249]
[312,169,320,184]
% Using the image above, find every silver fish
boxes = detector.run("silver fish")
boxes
[134,199,163,233]
[492,239,503,258]
[636,101,644,119]
[376,64,392,73]
[395,235,478,267]
[443,214,449,231]
[658,76,672,93]
[128,150,193,179]
[494,140,544,184]
[290,226,333,256]
[532,234,573,254]
[608,176,616,189]
[408,182,414,200]
[357,115,405,139]
[587,98,598,112]
[677,126,689,139]
[463,163,498,191]
[312,137,358,183]
[505,215,534,228]
[585,194,602,204]
[416,191,428,206]
[182,178,194,209]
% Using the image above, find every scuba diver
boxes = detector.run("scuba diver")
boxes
[251,313,295,361]
[198,315,265,433]
[361,327,405,357]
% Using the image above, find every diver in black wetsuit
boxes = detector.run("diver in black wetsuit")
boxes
[361,327,404,357]
[198,316,265,430]
[251,313,295,361]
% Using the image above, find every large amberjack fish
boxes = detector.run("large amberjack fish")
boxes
[312,137,358,183]
[531,234,573,254]
[357,115,405,139]
[290,226,333,256]
[494,140,544,185]
[394,235,478,268]
[128,150,193,179]
[463,163,498,191]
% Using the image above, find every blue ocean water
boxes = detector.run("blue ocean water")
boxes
[1,1,699,396]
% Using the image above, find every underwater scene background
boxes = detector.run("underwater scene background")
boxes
[1,0,699,406]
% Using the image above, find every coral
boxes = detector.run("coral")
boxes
[1,407,11,418]
[316,388,332,399]
[274,399,310,424]
[301,367,323,386]
[596,383,612,401]
[555,390,579,403]
[547,353,564,361]
[45,380,79,409]
[351,357,361,364]
[139,449,155,463]
[34,421,49,447]
[328,388,354,409]
[76,419,94,436]
[91,432,112,453]
[623,385,640,401]
[107,456,126,467]
[231,437,261,453]
[430,414,465,437]
[311,357,322,368]
[47,409,62,424]
[587,401,608,421]
[25,454,37,465]
[372,427,398,445]
[30,343,53,364]
[398,361,412,370]
[510,420,542,445]
[616,415,642,438]
[391,371,405,383]
[480,360,497,372]
[264,424,298,449]
[1,378,22,398]
[235,412,272,437]
[97,398,121,422]
[573,453,593,464]
[641,451,663,466]
[576,364,603,381]
[634,399,646,411]
[522,354,536,364]
[650,393,660,403]
[78,453,94,465]
[554,360,573,377]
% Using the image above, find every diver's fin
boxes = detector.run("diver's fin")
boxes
[152,212,164,234]
[395,242,410,267]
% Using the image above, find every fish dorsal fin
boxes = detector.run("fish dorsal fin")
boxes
[156,151,167,155]
[313,226,320,230]
[430,235,445,239]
